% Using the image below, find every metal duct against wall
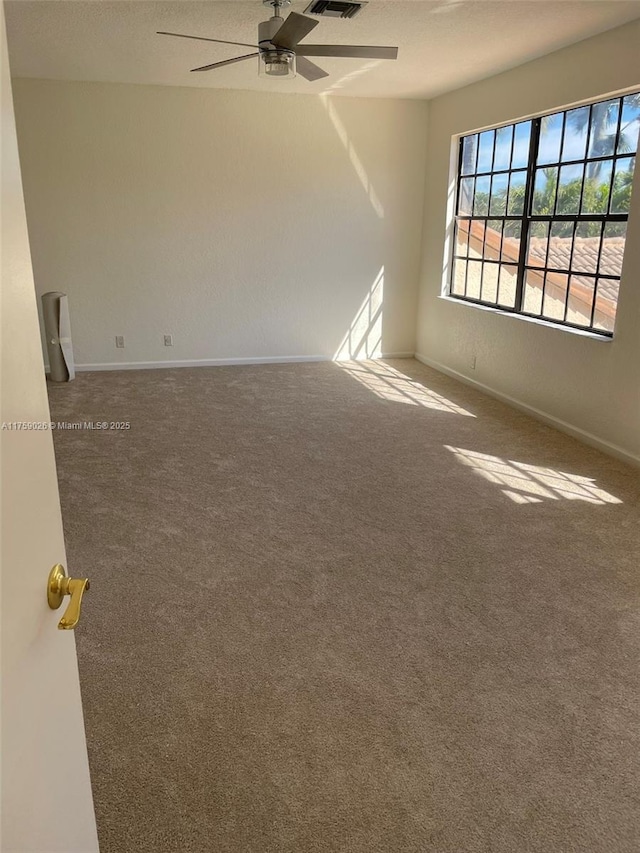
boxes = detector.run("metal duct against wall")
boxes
[42,291,75,382]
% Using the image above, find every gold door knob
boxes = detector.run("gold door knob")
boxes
[47,564,90,630]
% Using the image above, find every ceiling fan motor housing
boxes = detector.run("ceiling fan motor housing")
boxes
[258,16,285,49]
[258,16,296,77]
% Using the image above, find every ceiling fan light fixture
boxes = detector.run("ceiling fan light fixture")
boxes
[258,49,296,78]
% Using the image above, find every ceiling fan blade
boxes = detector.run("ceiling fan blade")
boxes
[296,45,398,60]
[158,31,258,49]
[271,12,318,50]
[296,56,329,82]
[191,53,259,73]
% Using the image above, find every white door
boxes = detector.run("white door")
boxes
[0,7,99,851]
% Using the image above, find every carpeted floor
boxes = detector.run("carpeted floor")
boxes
[48,359,640,853]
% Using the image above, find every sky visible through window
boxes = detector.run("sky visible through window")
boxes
[462,121,532,175]
[462,97,640,174]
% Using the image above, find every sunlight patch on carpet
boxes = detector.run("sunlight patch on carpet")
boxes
[340,361,475,416]
[445,446,623,504]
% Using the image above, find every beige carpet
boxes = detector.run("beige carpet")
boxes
[48,359,640,853]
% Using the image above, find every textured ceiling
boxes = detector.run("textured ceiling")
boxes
[5,0,640,99]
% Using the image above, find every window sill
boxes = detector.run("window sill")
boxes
[438,295,614,341]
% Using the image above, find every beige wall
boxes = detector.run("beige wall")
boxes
[416,20,640,463]
[12,78,427,368]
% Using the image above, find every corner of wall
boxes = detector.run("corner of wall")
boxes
[413,20,640,462]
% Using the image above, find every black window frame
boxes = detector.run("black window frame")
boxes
[449,92,638,337]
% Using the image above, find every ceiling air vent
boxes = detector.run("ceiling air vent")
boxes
[304,1,367,19]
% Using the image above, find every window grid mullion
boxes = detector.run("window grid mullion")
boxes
[584,103,594,163]
[553,114,568,217]
[515,117,541,312]
[609,97,624,214]
[470,151,631,177]
[590,220,608,328]
[457,214,627,221]
[562,220,579,323]
[507,125,516,176]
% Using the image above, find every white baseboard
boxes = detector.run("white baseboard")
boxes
[66,351,416,373]
[415,352,639,469]
[73,355,330,371]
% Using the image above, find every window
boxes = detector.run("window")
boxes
[450,92,639,336]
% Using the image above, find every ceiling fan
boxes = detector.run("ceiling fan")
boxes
[158,0,398,82]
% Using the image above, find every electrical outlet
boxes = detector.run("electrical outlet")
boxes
[115,335,125,349]
[164,335,173,347]
[470,355,476,370]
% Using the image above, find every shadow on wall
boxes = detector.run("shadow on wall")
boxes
[445,446,623,505]
[320,94,389,360]
[320,93,384,219]
[334,266,383,360]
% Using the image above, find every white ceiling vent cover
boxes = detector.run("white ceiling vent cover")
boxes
[304,1,367,19]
